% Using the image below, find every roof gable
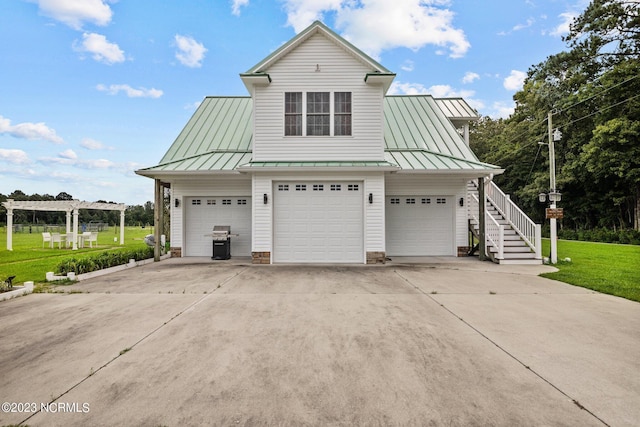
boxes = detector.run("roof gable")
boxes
[244,21,391,75]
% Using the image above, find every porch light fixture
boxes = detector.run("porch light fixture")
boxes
[174,198,180,208]
[549,191,562,203]
[459,197,464,207]
[263,193,268,205]
[368,193,373,204]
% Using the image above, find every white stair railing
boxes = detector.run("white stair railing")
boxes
[470,180,541,260]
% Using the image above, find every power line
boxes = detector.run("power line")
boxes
[554,74,639,115]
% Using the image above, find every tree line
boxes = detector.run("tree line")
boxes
[0,190,155,227]
[470,0,639,231]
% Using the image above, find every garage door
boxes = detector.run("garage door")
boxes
[184,197,251,257]
[274,182,363,263]
[386,196,454,256]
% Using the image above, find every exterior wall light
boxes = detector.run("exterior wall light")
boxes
[263,193,268,205]
[459,197,464,207]
[549,191,562,202]
[174,198,180,208]
[368,193,373,204]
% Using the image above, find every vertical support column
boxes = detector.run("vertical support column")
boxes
[154,179,162,262]
[6,208,13,251]
[120,209,125,245]
[66,211,71,234]
[72,208,79,250]
[478,177,487,261]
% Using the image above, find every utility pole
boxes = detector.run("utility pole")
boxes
[548,111,558,264]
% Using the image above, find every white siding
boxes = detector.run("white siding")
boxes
[252,172,385,259]
[253,33,385,162]
[385,175,468,249]
[170,177,252,253]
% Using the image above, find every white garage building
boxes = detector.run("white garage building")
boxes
[137,21,512,264]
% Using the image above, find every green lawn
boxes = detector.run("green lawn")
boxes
[541,239,640,302]
[0,226,154,285]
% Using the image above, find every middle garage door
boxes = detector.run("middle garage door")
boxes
[273,182,364,263]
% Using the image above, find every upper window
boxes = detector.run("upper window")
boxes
[284,92,351,136]
[334,92,352,136]
[284,92,302,136]
[307,92,330,136]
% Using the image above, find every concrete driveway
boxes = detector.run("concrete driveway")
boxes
[1,258,638,426]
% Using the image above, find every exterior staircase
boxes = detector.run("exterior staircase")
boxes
[467,180,542,265]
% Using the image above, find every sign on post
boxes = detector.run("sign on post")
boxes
[546,208,564,219]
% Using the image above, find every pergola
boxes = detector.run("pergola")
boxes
[2,199,127,251]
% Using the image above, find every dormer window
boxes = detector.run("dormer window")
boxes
[284,91,351,136]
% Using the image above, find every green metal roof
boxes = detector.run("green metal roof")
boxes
[434,98,479,121]
[385,150,498,172]
[158,97,252,164]
[136,94,500,177]
[237,160,399,171]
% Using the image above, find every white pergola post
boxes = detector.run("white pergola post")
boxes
[6,207,13,251]
[72,208,79,250]
[120,209,125,245]
[66,210,71,234]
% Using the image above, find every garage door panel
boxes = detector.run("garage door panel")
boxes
[386,196,453,256]
[185,197,251,257]
[274,182,363,263]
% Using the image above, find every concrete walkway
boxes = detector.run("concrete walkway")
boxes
[0,258,638,426]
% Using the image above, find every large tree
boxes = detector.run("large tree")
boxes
[472,0,640,230]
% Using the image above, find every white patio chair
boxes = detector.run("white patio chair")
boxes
[42,232,52,248]
[87,232,98,248]
[80,231,92,248]
[65,232,75,248]
[50,233,63,249]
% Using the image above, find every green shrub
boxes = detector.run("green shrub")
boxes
[56,247,154,275]
[557,227,640,245]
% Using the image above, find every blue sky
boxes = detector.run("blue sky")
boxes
[0,0,589,205]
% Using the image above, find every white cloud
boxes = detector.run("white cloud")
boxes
[96,84,163,98]
[0,115,64,144]
[30,0,114,29]
[231,0,250,15]
[550,12,576,37]
[0,149,31,165]
[75,32,125,64]
[389,81,474,98]
[401,60,415,72]
[283,0,470,59]
[489,101,516,119]
[59,149,77,160]
[80,138,112,150]
[174,35,207,68]
[462,71,479,84]
[503,70,527,91]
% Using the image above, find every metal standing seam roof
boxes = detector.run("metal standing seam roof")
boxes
[136,95,500,177]
[434,98,479,121]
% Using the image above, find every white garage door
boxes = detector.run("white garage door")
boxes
[274,182,363,263]
[386,196,454,256]
[184,197,251,257]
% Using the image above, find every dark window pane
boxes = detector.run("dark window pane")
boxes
[284,92,302,135]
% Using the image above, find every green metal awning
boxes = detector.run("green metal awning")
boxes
[237,160,400,172]
[385,150,501,173]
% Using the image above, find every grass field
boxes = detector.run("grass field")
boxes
[0,226,154,285]
[541,239,640,302]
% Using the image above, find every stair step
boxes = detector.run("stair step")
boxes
[489,246,533,253]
